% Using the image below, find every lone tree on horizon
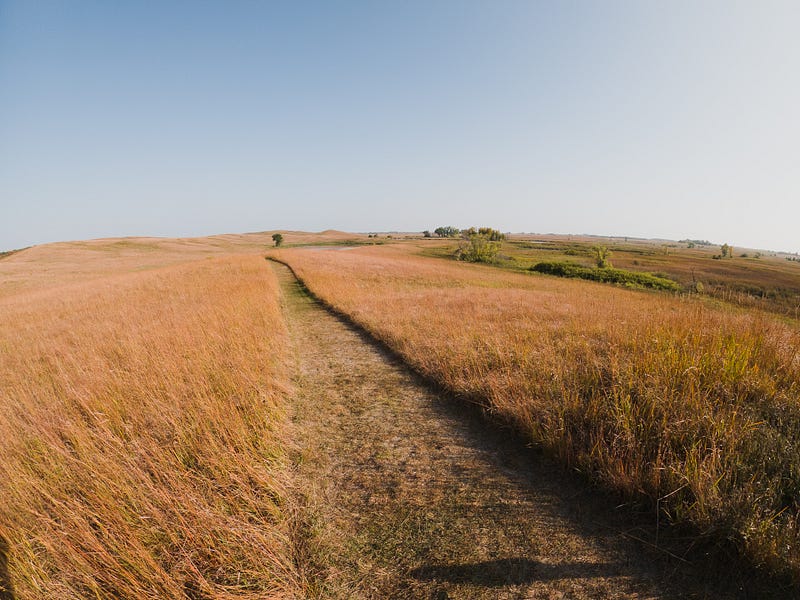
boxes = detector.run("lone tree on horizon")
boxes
[272,233,284,247]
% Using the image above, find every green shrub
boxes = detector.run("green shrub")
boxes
[531,261,681,291]
[455,235,501,263]
[477,227,506,241]
[592,245,612,268]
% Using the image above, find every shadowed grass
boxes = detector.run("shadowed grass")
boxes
[274,245,800,584]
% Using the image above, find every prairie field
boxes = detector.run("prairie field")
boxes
[0,229,366,301]
[0,249,299,598]
[422,234,800,317]
[2,231,799,597]
[274,243,800,580]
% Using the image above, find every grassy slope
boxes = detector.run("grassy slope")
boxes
[422,234,800,316]
[0,230,369,301]
[274,244,800,581]
[4,229,799,593]
[0,240,308,598]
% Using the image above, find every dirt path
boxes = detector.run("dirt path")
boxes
[271,261,776,599]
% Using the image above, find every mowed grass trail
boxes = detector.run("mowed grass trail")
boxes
[273,260,695,598]
[273,245,800,584]
[0,255,300,598]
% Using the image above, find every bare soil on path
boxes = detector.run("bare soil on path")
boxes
[271,261,789,600]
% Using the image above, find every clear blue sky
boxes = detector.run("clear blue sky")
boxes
[2,1,799,252]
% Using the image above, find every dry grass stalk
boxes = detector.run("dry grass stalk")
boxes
[0,255,299,598]
[275,245,800,580]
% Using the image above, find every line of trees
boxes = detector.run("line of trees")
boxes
[437,226,507,263]
[433,226,461,238]
[429,226,506,242]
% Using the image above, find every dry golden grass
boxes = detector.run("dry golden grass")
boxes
[425,233,800,316]
[0,230,368,301]
[0,254,299,598]
[274,245,800,580]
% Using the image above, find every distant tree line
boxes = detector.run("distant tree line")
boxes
[424,225,508,263]
[428,226,506,241]
[680,239,713,247]
[433,226,461,238]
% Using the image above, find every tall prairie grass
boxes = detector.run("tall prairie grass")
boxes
[0,256,299,598]
[0,230,366,301]
[275,246,800,579]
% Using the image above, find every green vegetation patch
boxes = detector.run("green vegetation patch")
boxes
[531,261,682,291]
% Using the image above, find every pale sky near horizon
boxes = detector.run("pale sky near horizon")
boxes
[2,1,799,253]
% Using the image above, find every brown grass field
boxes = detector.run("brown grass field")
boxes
[0,245,303,597]
[274,242,800,581]
[422,234,800,317]
[0,229,366,301]
[2,230,800,595]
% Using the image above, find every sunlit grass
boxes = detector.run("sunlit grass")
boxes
[0,255,299,598]
[424,235,800,316]
[275,245,800,580]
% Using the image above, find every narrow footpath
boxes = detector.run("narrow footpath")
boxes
[271,261,782,600]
